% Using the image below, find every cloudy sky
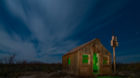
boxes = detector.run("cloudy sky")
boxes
[0,0,140,63]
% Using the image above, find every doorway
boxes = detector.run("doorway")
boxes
[93,53,99,74]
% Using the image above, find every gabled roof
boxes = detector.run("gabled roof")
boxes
[63,38,101,56]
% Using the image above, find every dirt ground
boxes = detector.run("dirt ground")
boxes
[17,71,140,78]
[0,71,139,78]
[0,63,140,78]
[18,71,75,78]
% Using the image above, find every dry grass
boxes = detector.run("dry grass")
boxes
[0,63,62,78]
[0,63,140,78]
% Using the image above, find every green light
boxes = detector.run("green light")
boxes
[93,53,99,73]
[103,59,107,64]
[103,56,108,64]
[82,55,88,64]
[68,57,71,65]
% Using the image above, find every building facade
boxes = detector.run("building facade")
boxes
[62,38,112,76]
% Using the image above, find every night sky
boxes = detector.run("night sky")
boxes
[0,0,140,63]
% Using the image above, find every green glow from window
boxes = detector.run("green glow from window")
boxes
[82,55,88,64]
[103,59,107,64]
[93,53,99,74]
[103,56,108,64]
[68,57,71,65]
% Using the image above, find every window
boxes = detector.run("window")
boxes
[103,56,109,65]
[68,57,71,65]
[82,54,89,64]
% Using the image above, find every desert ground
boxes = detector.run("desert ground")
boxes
[0,63,140,78]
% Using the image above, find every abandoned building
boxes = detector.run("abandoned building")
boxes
[62,38,112,76]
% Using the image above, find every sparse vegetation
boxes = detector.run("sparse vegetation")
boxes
[0,63,62,78]
[0,63,140,78]
[117,63,140,72]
